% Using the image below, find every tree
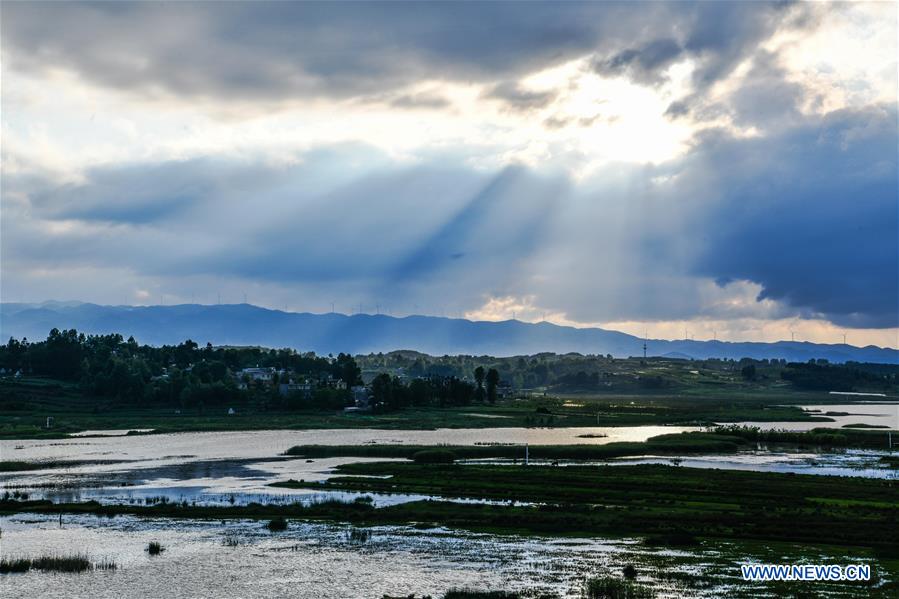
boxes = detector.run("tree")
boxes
[741,364,756,381]
[486,368,500,403]
[474,366,486,402]
[333,353,362,386]
[371,373,394,411]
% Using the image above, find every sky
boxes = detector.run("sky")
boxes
[1,1,897,348]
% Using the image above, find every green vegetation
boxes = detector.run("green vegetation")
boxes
[584,575,653,599]
[0,328,363,417]
[0,554,115,573]
[3,329,896,439]
[5,464,895,552]
[710,425,897,449]
[412,449,458,464]
[284,427,893,463]
[0,379,844,439]
[285,432,751,461]
[0,460,61,472]
[357,350,898,395]
[270,463,899,551]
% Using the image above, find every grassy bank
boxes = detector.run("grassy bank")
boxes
[284,427,896,462]
[710,425,898,449]
[284,432,750,461]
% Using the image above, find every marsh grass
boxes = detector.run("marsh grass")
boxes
[584,575,654,598]
[285,432,750,462]
[267,517,288,532]
[345,528,372,543]
[0,554,112,573]
[94,559,117,570]
[147,541,164,555]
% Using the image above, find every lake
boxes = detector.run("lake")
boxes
[2,414,896,598]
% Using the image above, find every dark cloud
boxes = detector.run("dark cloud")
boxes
[484,81,557,111]
[3,150,560,313]
[592,38,684,85]
[680,105,898,328]
[389,91,452,110]
[666,50,806,128]
[594,2,816,89]
[2,1,813,105]
[28,160,275,225]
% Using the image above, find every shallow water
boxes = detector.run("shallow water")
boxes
[0,426,694,508]
[605,449,898,479]
[467,449,898,480]
[3,424,697,462]
[0,513,886,598]
[2,422,896,598]
[740,402,899,431]
[2,421,896,509]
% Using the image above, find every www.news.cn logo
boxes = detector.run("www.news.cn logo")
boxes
[741,564,871,582]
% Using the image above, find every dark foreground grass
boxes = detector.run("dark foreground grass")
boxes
[584,576,653,599]
[266,517,288,531]
[147,541,164,555]
[442,590,521,599]
[0,554,115,573]
[3,464,896,552]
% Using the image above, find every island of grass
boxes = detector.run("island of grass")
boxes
[283,431,752,462]
[271,462,899,552]
[281,428,899,464]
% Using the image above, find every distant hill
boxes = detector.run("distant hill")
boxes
[1,301,896,363]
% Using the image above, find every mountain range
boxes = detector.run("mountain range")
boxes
[1,301,896,363]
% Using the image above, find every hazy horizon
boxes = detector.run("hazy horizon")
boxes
[4,299,897,350]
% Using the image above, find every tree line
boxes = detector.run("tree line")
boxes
[0,329,361,411]
[368,366,500,411]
